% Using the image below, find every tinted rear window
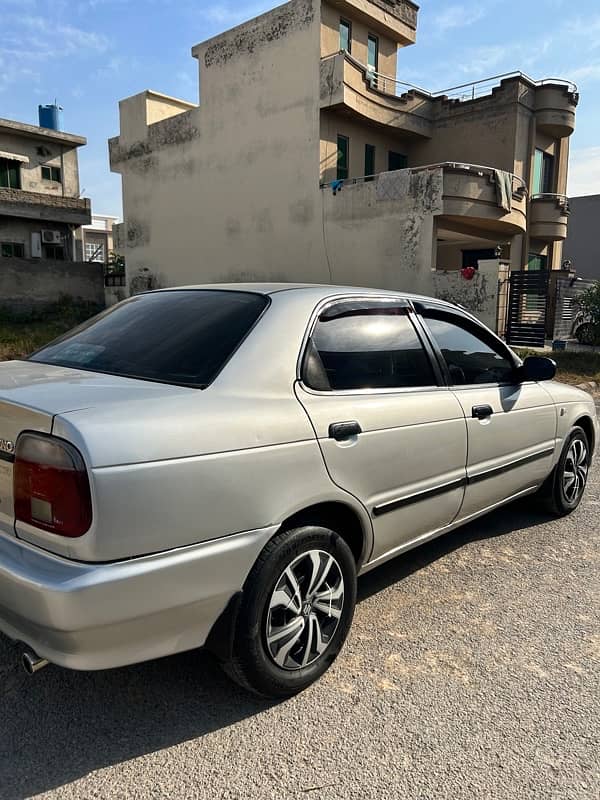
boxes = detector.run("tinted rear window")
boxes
[29,290,269,388]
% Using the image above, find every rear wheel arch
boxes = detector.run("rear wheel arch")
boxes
[276,501,369,567]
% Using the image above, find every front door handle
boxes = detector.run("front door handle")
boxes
[472,404,494,420]
[329,421,362,441]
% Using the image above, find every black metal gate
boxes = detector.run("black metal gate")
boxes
[505,270,549,348]
[552,275,596,341]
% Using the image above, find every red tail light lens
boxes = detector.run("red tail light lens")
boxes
[14,433,92,538]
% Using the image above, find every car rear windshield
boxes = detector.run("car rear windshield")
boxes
[29,290,269,388]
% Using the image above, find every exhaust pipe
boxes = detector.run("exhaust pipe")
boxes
[22,648,49,675]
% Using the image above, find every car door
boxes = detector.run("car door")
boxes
[295,296,468,565]
[415,303,557,521]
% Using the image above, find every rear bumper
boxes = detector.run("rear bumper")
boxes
[0,526,276,670]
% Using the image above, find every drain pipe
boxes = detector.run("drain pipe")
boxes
[22,648,49,675]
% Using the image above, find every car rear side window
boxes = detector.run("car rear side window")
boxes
[422,311,515,385]
[29,290,269,388]
[303,302,436,391]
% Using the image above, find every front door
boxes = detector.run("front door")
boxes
[416,304,557,520]
[296,297,468,565]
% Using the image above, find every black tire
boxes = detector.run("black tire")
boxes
[539,426,591,516]
[224,525,356,698]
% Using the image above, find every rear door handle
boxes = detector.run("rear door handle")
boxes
[472,405,494,420]
[329,421,362,441]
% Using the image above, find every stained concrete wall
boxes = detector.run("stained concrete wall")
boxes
[111,0,331,286]
[432,260,501,331]
[0,258,105,311]
[321,167,442,294]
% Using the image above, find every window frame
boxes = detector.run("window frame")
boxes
[388,151,408,171]
[336,134,349,181]
[413,302,522,389]
[0,157,22,189]
[1,242,25,258]
[339,18,352,53]
[42,243,65,260]
[85,240,106,263]
[298,294,445,396]
[532,148,554,195]
[364,143,376,180]
[41,165,62,183]
[367,33,379,72]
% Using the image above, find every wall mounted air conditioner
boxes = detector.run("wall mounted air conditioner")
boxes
[41,229,62,244]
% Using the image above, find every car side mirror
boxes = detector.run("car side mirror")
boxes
[518,356,557,382]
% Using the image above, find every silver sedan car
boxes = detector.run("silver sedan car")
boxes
[0,284,596,697]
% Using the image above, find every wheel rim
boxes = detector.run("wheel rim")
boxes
[563,438,589,504]
[265,549,345,671]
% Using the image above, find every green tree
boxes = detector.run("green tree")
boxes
[106,251,126,275]
[574,282,600,345]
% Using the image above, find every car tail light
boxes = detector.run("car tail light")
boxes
[13,433,92,538]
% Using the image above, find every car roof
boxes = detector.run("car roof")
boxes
[157,282,458,308]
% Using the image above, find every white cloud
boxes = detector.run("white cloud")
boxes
[432,3,488,34]
[0,13,111,90]
[203,2,275,27]
[568,147,600,197]
[567,63,600,84]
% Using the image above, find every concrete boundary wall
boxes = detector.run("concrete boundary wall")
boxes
[0,258,105,311]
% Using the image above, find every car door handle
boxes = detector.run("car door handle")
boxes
[472,405,494,420]
[329,421,362,441]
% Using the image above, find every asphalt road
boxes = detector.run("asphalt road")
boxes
[1,415,599,799]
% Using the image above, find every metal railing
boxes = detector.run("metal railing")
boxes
[339,52,578,103]
[531,192,569,207]
[321,162,528,196]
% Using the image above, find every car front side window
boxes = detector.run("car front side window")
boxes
[422,312,516,386]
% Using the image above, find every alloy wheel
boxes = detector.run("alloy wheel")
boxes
[265,549,345,671]
[563,438,589,504]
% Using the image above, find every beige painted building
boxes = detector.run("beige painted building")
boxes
[76,214,119,265]
[0,115,91,262]
[110,0,577,301]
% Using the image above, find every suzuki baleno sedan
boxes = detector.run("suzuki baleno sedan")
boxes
[0,285,596,696]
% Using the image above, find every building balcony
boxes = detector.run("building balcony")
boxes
[320,53,433,138]
[529,194,570,241]
[0,187,91,225]
[321,59,578,142]
[535,83,578,138]
[321,163,527,236]
[429,162,528,237]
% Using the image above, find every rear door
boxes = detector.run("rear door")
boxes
[295,296,468,565]
[415,304,557,520]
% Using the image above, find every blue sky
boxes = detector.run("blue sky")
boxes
[1,0,599,217]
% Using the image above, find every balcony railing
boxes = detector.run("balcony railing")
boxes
[321,162,528,196]
[350,54,578,103]
[531,193,569,210]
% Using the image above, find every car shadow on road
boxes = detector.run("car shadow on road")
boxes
[0,498,552,799]
[358,497,551,602]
